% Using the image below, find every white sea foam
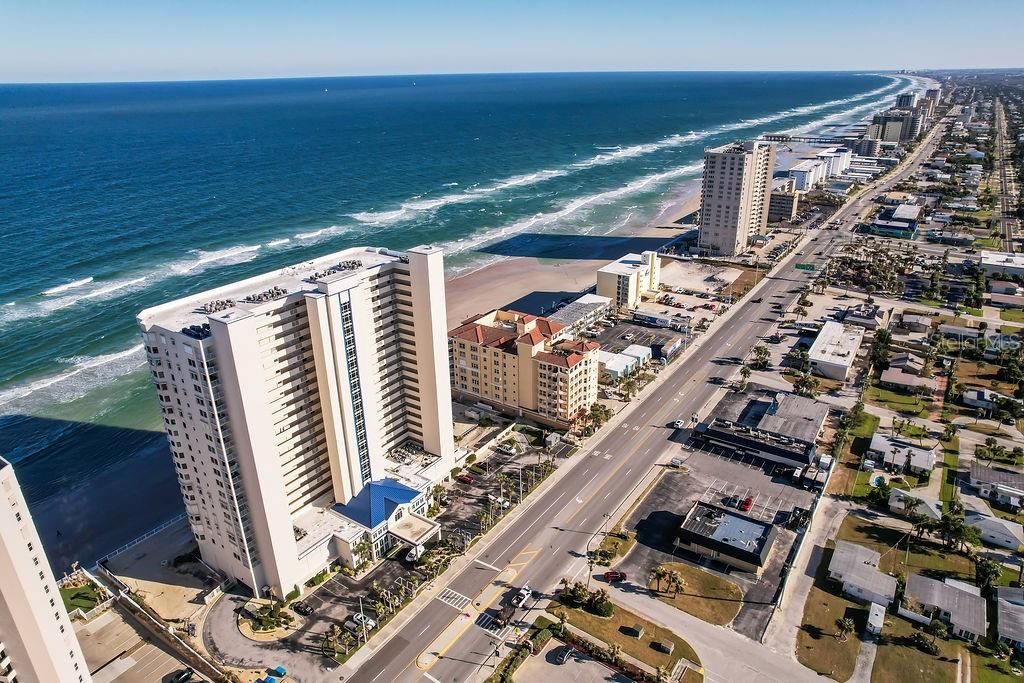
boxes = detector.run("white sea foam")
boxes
[42,277,94,296]
[169,244,262,275]
[349,75,906,227]
[266,237,291,247]
[0,344,146,413]
[293,224,351,241]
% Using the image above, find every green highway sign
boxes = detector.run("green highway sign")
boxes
[795,263,816,271]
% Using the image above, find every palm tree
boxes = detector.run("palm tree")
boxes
[739,365,752,390]
[655,666,668,683]
[668,570,686,597]
[606,643,622,665]
[556,610,568,634]
[976,557,1002,590]
[942,422,960,442]
[835,617,855,643]
[649,566,667,593]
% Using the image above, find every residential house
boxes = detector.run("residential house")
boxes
[889,353,925,373]
[888,489,942,520]
[900,574,988,641]
[868,432,939,474]
[879,367,938,395]
[827,540,898,606]
[969,463,1024,511]
[997,587,1024,651]
[900,313,933,333]
[965,510,1024,550]
[841,303,890,330]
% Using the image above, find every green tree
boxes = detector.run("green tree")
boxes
[835,617,855,643]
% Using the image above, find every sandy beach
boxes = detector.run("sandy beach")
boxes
[445,182,702,326]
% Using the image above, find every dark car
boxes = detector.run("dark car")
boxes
[724,495,739,508]
[169,669,195,683]
[751,297,763,303]
[555,645,574,664]
[292,601,313,616]
[604,570,627,582]
[456,473,475,485]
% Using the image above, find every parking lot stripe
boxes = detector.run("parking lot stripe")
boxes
[423,672,442,683]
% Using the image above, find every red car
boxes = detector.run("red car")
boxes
[603,571,627,582]
[739,497,754,512]
[456,474,475,485]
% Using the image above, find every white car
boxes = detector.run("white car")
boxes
[671,420,686,429]
[623,333,635,341]
[488,493,511,509]
[511,585,533,607]
[405,544,425,563]
[352,612,377,630]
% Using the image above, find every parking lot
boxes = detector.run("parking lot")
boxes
[594,319,685,356]
[75,604,207,683]
[614,439,817,640]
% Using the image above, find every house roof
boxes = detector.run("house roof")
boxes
[829,541,897,601]
[534,340,599,368]
[889,353,925,371]
[880,367,937,391]
[868,432,938,471]
[888,489,943,520]
[905,574,988,636]
[333,478,421,529]
[448,310,565,350]
[965,510,1024,546]
[971,462,1024,488]
[997,587,1024,643]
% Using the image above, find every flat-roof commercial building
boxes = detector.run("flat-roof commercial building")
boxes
[816,147,853,177]
[694,385,829,467]
[698,140,776,256]
[450,309,599,427]
[981,251,1024,279]
[788,158,828,191]
[768,188,800,222]
[676,502,778,574]
[0,458,92,683]
[138,245,455,598]
[596,252,661,311]
[547,293,612,339]
[808,321,864,381]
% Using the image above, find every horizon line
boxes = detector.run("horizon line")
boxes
[0,66,1011,87]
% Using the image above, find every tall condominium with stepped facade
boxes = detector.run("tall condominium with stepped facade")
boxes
[697,140,776,257]
[0,458,91,683]
[138,246,456,599]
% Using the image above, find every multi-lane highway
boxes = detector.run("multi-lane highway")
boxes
[995,98,1019,252]
[347,118,946,683]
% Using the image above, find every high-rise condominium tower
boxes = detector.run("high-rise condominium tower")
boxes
[138,245,455,598]
[698,141,776,257]
[0,458,91,683]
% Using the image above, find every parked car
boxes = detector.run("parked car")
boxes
[405,544,426,563]
[352,612,377,630]
[292,601,313,616]
[555,646,574,665]
[496,443,516,455]
[604,570,627,582]
[623,333,635,341]
[724,495,739,508]
[456,473,475,485]
[170,670,195,683]
[343,619,362,634]
[669,457,684,468]
[740,497,754,512]
[487,493,511,510]
[670,420,686,429]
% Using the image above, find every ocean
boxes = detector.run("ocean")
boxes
[0,71,928,566]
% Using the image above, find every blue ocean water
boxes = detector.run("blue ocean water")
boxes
[0,72,924,552]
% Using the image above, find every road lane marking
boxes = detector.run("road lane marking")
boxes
[499,491,568,556]
[423,673,442,683]
[474,558,500,572]
[418,625,430,637]
[435,588,472,611]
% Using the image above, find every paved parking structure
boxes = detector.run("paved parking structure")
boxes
[515,640,631,683]
[74,604,206,683]
[613,443,816,639]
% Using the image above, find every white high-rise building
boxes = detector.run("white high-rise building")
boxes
[0,458,91,683]
[698,140,776,257]
[896,92,918,109]
[138,245,455,598]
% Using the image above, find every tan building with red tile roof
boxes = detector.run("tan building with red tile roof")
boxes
[449,309,599,426]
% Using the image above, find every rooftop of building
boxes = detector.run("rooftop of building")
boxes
[597,252,656,277]
[680,502,777,565]
[808,321,865,366]
[138,245,426,333]
[790,158,826,172]
[333,478,422,530]
[449,309,565,351]
[879,367,938,390]
[706,140,771,155]
[293,505,366,559]
[829,540,898,600]
[905,573,987,635]
[869,431,939,469]
[535,339,601,369]
[970,462,1024,488]
[982,250,1024,269]
[892,204,924,221]
[547,293,612,328]
[707,384,829,446]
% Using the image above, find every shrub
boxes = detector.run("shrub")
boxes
[465,453,477,465]
[285,585,301,603]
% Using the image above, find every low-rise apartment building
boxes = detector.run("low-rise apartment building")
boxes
[596,252,661,311]
[449,310,599,427]
[808,321,864,381]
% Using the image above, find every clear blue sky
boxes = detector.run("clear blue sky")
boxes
[3,0,1022,83]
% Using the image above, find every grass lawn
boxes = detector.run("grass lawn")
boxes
[999,309,1024,324]
[918,298,947,308]
[548,600,700,671]
[963,306,984,317]
[60,582,102,612]
[837,517,974,581]
[648,562,743,626]
[865,385,932,418]
[870,615,961,683]
[795,547,865,682]
[956,360,1019,397]
[972,645,1024,682]
[834,412,881,498]
[939,440,960,506]
[974,236,1002,249]
[597,527,637,564]
[898,423,930,440]
[963,422,1012,438]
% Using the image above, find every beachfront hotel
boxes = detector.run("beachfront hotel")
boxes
[697,140,776,257]
[0,458,91,683]
[596,251,661,311]
[137,246,456,598]
[449,310,600,428]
